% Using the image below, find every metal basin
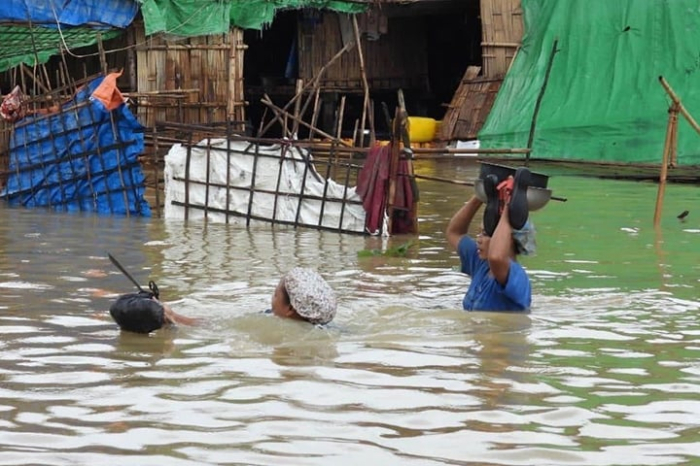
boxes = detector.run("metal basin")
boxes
[479,162,549,188]
[474,178,553,211]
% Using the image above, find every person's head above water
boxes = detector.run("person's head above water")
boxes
[110,292,199,334]
[271,267,337,325]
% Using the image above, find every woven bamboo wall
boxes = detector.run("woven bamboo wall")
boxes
[480,0,523,77]
[133,25,246,128]
[439,66,504,141]
[298,12,429,91]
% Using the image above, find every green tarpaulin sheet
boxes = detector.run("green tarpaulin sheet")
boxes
[0,26,121,73]
[479,0,700,166]
[231,0,365,30]
[138,0,365,36]
[0,1,364,74]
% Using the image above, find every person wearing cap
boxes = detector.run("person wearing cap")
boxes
[445,167,534,312]
[270,267,338,325]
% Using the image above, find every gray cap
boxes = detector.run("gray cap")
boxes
[284,267,337,325]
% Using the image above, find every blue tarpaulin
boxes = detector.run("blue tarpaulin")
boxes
[0,0,138,28]
[0,76,151,216]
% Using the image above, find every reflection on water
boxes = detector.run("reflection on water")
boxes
[1,158,700,465]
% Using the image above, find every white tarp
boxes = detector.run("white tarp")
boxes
[164,139,367,233]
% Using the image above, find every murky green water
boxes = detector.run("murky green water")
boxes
[1,158,699,465]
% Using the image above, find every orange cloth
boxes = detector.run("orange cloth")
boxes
[91,71,125,111]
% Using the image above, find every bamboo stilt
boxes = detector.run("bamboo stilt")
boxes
[291,79,304,137]
[309,87,321,140]
[352,119,359,147]
[386,107,402,235]
[97,33,108,75]
[333,95,346,179]
[653,103,679,227]
[352,16,371,148]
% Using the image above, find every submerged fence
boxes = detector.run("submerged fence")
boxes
[152,122,370,234]
[0,74,150,216]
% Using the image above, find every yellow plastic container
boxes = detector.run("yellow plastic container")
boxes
[407,117,438,143]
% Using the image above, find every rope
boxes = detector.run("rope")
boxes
[48,0,213,59]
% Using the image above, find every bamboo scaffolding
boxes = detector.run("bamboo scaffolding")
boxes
[261,96,353,147]
[654,76,700,226]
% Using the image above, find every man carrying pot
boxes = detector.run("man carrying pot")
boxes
[446,167,536,312]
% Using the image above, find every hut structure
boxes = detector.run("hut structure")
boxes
[0,0,527,228]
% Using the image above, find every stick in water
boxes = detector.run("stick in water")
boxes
[107,253,147,294]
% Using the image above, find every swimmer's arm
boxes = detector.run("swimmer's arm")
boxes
[161,301,200,326]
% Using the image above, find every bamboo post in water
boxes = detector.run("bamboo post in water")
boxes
[653,76,700,227]
[653,102,679,227]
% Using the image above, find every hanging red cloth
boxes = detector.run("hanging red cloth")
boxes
[390,158,417,234]
[356,144,391,234]
[356,143,418,235]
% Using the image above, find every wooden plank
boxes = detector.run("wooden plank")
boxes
[439,66,481,140]
[480,0,522,77]
[299,12,429,91]
[442,74,503,141]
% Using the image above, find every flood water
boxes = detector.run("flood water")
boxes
[1,158,699,465]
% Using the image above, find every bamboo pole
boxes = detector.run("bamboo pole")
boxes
[669,103,679,167]
[333,95,346,179]
[352,15,371,147]
[96,33,108,75]
[261,96,352,147]
[336,95,347,140]
[262,93,292,138]
[368,99,376,145]
[659,76,700,137]
[527,38,558,160]
[352,119,359,146]
[386,107,402,234]
[291,78,304,136]
[309,86,322,140]
[653,102,679,227]
[411,147,531,155]
[226,30,238,122]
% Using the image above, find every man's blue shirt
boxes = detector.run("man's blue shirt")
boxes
[458,235,531,311]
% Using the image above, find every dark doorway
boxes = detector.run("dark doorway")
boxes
[243,2,482,141]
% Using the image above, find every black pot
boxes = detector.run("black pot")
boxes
[478,162,549,188]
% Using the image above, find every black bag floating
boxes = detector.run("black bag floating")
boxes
[109,291,165,334]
